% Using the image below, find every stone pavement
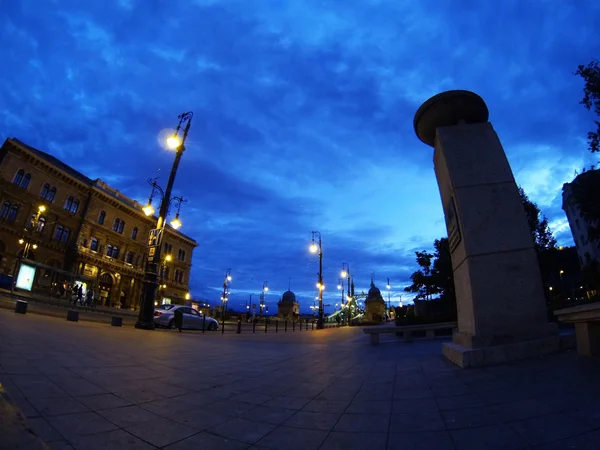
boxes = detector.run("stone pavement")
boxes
[0,310,599,450]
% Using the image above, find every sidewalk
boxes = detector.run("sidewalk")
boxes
[1,310,599,449]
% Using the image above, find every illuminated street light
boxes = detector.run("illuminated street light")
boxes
[169,214,182,230]
[221,269,232,334]
[136,111,193,330]
[143,203,155,216]
[12,205,46,299]
[341,263,351,326]
[309,231,324,329]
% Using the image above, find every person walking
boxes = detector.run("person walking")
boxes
[85,289,93,308]
[76,285,83,306]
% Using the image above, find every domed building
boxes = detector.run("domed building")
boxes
[364,279,386,323]
[277,290,299,320]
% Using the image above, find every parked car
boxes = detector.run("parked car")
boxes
[153,305,219,331]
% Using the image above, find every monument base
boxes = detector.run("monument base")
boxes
[442,331,571,368]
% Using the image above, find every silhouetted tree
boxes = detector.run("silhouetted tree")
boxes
[518,187,557,252]
[405,238,454,303]
[575,60,600,153]
[567,169,600,242]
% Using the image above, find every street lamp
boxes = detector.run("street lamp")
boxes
[260,281,268,316]
[221,269,232,334]
[11,205,46,298]
[309,231,324,329]
[341,263,350,326]
[386,278,391,308]
[136,111,193,330]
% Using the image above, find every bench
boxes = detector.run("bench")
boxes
[363,322,458,345]
[555,302,600,356]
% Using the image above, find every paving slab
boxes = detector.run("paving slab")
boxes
[1,309,599,449]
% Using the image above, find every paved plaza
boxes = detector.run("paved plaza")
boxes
[0,309,599,450]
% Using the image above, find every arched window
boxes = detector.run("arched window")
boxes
[64,196,74,211]
[113,218,120,231]
[61,228,70,243]
[7,205,19,223]
[98,211,106,224]
[126,251,133,264]
[13,169,24,185]
[36,217,46,233]
[118,220,125,234]
[54,225,64,241]
[47,187,56,202]
[71,199,79,214]
[21,174,31,189]
[131,227,138,240]
[0,201,10,219]
[106,244,113,256]
[41,184,50,199]
[111,246,119,258]
[90,238,99,251]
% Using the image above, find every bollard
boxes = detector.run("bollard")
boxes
[111,316,123,327]
[276,321,279,333]
[253,319,256,334]
[284,320,288,332]
[236,318,241,334]
[67,310,79,322]
[264,319,268,333]
[292,321,296,332]
[300,320,303,331]
[202,314,206,333]
[15,300,28,315]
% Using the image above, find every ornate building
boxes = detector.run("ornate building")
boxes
[0,138,198,308]
[364,278,386,322]
[277,290,299,320]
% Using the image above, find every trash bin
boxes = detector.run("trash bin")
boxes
[111,316,123,327]
[15,300,28,315]
[174,308,183,332]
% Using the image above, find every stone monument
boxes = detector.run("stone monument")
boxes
[364,278,386,323]
[413,90,560,368]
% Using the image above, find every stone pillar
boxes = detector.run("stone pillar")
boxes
[413,90,559,368]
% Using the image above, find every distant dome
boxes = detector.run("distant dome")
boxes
[281,290,296,304]
[368,283,381,297]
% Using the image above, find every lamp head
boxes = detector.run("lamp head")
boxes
[18,239,24,244]
[340,270,347,278]
[38,205,46,212]
[170,215,182,230]
[166,135,181,149]
[227,275,232,282]
[165,254,172,262]
[309,242,318,253]
[143,203,154,216]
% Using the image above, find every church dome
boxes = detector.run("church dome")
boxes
[368,283,381,297]
[281,290,296,304]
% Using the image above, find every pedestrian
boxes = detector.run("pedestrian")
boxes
[85,289,93,307]
[77,285,83,306]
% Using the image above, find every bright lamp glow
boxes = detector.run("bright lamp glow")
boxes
[38,205,46,212]
[166,135,181,149]
[170,216,182,229]
[264,286,269,291]
[386,284,391,290]
[18,239,24,244]
[337,284,342,290]
[143,203,154,216]
[340,270,347,278]
[165,254,172,262]
[185,293,190,300]
[32,244,38,249]
[227,275,232,281]
[309,243,318,253]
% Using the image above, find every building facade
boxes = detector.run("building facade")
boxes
[0,138,197,308]
[562,169,600,267]
[277,290,299,320]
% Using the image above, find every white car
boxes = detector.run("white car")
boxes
[153,305,219,331]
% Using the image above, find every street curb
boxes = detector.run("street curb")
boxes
[0,385,49,450]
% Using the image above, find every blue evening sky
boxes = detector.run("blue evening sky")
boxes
[2,0,599,313]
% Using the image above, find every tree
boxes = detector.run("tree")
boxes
[575,60,600,153]
[405,238,454,303]
[518,187,557,252]
[568,168,600,242]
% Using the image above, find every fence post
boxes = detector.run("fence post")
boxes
[264,319,268,333]
[276,321,279,333]
[292,321,296,332]
[253,319,256,334]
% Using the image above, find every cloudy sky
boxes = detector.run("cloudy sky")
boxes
[2,0,599,313]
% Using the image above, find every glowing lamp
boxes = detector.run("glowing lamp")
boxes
[166,135,181,149]
[170,215,182,230]
[309,243,318,253]
[143,203,154,216]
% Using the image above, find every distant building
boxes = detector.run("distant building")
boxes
[363,279,385,322]
[277,290,299,320]
[0,138,198,308]
[562,169,600,267]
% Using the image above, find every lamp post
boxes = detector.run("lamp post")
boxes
[309,231,324,329]
[340,263,350,326]
[260,282,268,317]
[11,205,46,298]
[221,269,232,333]
[136,111,193,330]
[337,278,345,324]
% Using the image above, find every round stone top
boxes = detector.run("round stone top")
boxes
[367,283,381,297]
[413,90,489,147]
[281,290,296,303]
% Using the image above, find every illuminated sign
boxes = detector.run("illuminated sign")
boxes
[16,264,37,291]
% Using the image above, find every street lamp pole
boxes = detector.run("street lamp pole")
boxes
[136,111,193,330]
[11,205,46,298]
[221,269,232,334]
[260,282,268,317]
[310,231,324,329]
[341,263,350,326]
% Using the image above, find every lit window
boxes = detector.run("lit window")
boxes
[36,217,46,233]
